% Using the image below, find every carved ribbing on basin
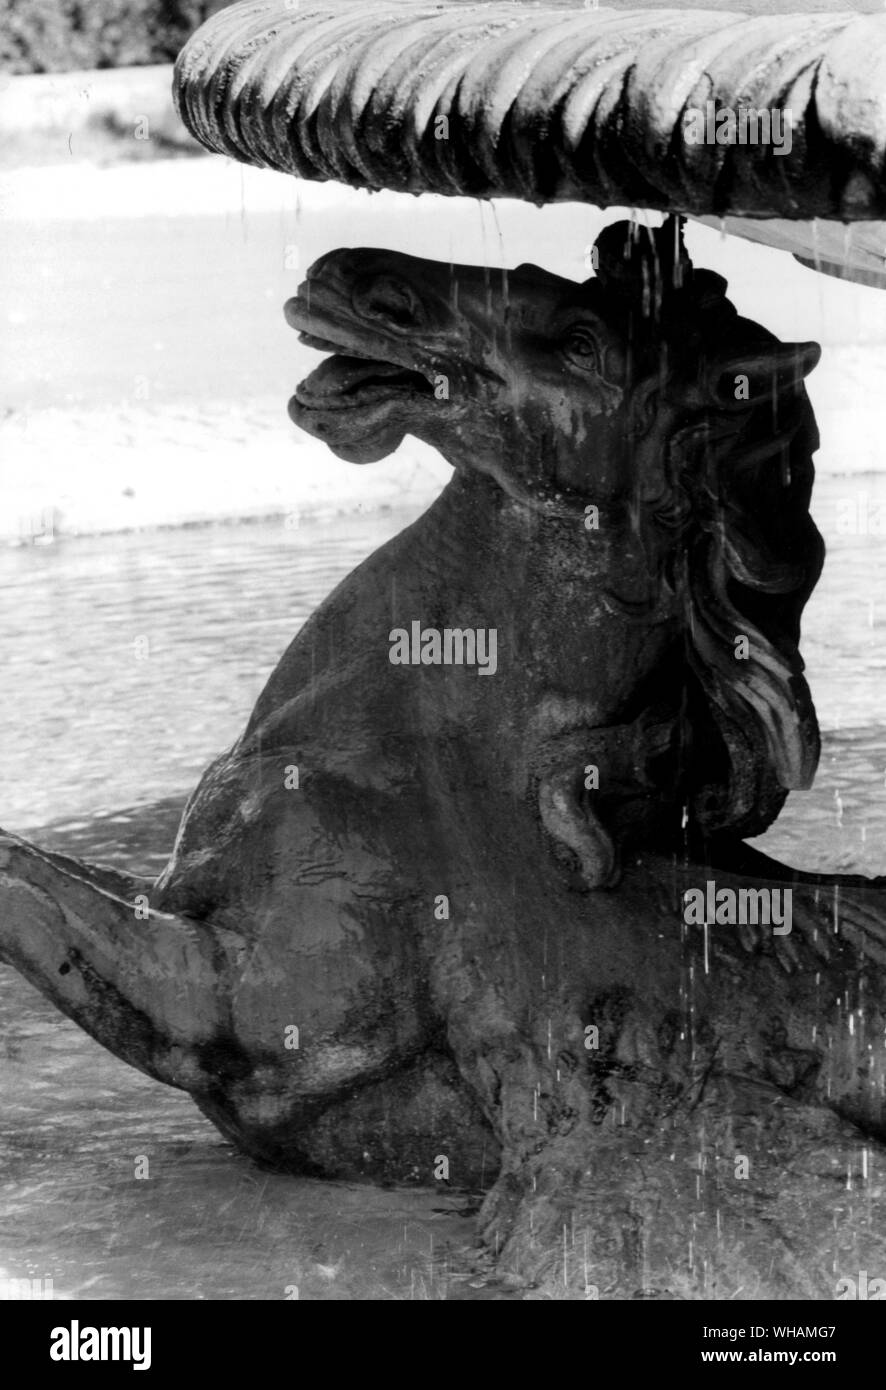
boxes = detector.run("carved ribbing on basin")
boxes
[173,0,886,218]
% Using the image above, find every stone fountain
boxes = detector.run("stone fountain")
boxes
[2,0,886,1298]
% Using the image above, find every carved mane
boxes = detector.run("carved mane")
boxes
[593,218,824,842]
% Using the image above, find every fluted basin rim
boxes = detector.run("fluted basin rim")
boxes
[173,1,886,220]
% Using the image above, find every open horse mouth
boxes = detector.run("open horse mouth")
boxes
[285,283,437,449]
[292,341,434,415]
[288,344,435,461]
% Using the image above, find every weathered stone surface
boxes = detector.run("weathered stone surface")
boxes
[172,0,886,218]
[2,220,886,1297]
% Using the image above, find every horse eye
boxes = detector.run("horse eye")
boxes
[563,328,599,367]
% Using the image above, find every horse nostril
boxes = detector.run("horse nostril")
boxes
[353,275,421,330]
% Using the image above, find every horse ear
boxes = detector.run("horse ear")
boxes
[715,342,821,401]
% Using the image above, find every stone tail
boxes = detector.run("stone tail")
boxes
[0,831,242,1092]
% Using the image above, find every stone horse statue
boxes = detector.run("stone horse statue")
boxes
[3,219,886,1298]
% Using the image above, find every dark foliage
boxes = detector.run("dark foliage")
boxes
[0,0,230,74]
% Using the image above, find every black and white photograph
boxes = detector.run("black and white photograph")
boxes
[2,0,886,1342]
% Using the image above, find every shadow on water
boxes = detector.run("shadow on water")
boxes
[1,477,885,1299]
